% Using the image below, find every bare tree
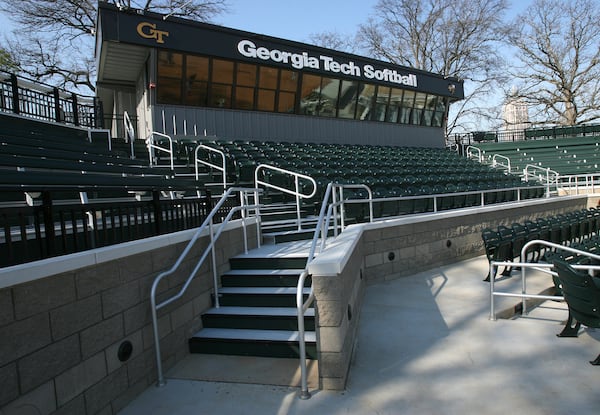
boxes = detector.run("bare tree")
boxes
[357,0,509,133]
[506,0,600,126]
[0,0,228,92]
[307,31,357,53]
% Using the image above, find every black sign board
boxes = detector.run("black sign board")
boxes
[98,3,464,99]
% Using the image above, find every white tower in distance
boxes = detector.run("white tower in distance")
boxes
[502,86,529,141]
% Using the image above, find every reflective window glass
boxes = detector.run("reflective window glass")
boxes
[433,98,446,127]
[412,92,427,125]
[319,77,340,117]
[387,88,403,123]
[157,78,182,104]
[234,86,254,110]
[212,59,234,83]
[337,80,359,119]
[399,91,415,124]
[257,89,276,111]
[373,86,390,122]
[236,63,256,87]
[300,74,322,116]
[280,69,298,91]
[356,84,376,120]
[210,84,231,108]
[259,67,278,89]
[278,91,296,113]
[421,95,437,126]
[185,55,209,106]
[157,51,183,104]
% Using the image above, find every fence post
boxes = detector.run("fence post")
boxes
[72,93,79,126]
[10,73,19,115]
[152,191,162,235]
[41,191,55,257]
[53,87,62,122]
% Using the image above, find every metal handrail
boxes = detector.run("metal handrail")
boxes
[335,184,374,227]
[296,182,379,399]
[146,131,174,170]
[254,164,317,231]
[466,145,482,162]
[124,111,135,159]
[557,173,600,195]
[296,182,337,399]
[523,164,559,196]
[489,239,600,320]
[195,144,227,189]
[492,154,512,173]
[150,187,261,387]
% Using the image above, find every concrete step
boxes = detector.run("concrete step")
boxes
[189,328,317,359]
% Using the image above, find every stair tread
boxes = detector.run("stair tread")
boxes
[219,287,311,295]
[192,328,316,342]
[223,269,304,276]
[204,306,315,317]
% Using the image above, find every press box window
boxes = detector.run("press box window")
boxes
[185,55,209,106]
[157,51,183,104]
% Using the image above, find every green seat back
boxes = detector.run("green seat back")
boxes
[553,259,600,329]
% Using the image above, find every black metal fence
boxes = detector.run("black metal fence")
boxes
[0,71,103,128]
[448,123,600,149]
[0,190,240,268]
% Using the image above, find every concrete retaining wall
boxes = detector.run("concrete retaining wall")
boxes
[309,196,588,389]
[0,196,590,412]
[0,221,257,415]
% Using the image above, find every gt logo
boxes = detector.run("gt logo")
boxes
[136,22,169,44]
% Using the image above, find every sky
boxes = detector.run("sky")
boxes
[213,0,379,44]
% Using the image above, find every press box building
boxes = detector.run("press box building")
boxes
[95,2,464,147]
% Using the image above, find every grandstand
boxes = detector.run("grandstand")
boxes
[1,4,600,415]
[468,131,600,196]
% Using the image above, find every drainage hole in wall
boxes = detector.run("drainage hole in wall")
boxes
[347,304,353,321]
[446,240,452,248]
[118,341,133,362]
[388,251,396,261]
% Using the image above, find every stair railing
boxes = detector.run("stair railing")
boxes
[523,164,558,196]
[466,145,482,162]
[254,164,317,231]
[150,187,262,387]
[492,154,512,173]
[297,182,365,399]
[296,182,336,399]
[146,131,174,170]
[123,110,136,159]
[194,144,227,189]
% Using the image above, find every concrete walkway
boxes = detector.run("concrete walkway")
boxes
[118,255,600,415]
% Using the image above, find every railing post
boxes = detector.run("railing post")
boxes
[72,93,79,126]
[53,87,62,122]
[10,73,19,115]
[153,191,162,235]
[41,191,55,257]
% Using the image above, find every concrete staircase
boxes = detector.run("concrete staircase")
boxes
[188,241,318,360]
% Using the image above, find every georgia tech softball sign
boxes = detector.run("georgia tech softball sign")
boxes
[237,39,417,87]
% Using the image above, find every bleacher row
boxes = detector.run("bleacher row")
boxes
[193,139,544,214]
[473,135,600,176]
[1,111,545,216]
[0,115,203,204]
[482,208,600,280]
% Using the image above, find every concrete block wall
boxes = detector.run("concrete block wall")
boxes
[0,223,256,415]
[313,239,365,390]
[362,197,587,283]
[309,196,588,390]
